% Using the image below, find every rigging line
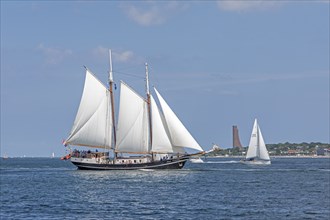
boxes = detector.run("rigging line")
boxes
[113,70,145,79]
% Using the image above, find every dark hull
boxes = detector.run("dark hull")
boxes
[71,157,188,170]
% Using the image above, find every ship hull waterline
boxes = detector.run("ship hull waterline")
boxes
[71,157,188,170]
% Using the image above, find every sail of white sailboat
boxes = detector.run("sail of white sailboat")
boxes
[256,123,270,161]
[246,119,258,159]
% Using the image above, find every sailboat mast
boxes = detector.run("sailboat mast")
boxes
[256,122,260,158]
[109,50,117,152]
[145,63,153,153]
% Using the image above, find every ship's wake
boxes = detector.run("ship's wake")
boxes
[205,160,240,164]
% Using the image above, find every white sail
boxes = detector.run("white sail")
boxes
[154,88,203,152]
[246,119,270,160]
[246,119,258,159]
[150,95,173,153]
[116,82,149,153]
[65,70,112,148]
[257,125,270,160]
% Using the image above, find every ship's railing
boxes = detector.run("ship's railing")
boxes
[71,150,109,159]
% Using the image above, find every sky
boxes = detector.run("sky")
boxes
[1,1,329,157]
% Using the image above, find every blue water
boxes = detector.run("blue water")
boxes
[1,157,329,219]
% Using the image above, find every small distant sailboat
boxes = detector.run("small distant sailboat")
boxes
[3,153,8,160]
[241,119,271,165]
[51,152,55,158]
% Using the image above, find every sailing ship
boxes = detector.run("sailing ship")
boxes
[63,50,205,170]
[241,119,271,165]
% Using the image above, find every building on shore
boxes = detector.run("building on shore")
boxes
[316,145,330,156]
[232,125,243,149]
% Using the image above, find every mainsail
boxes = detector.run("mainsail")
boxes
[65,69,112,148]
[246,119,270,161]
[154,88,203,152]
[116,81,149,153]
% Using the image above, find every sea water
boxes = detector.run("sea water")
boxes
[1,157,329,219]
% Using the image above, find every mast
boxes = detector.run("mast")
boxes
[145,63,153,157]
[109,50,117,157]
[256,120,260,159]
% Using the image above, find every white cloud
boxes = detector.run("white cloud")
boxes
[37,43,72,65]
[217,0,282,12]
[92,46,109,58]
[124,4,164,26]
[120,2,189,26]
[113,50,135,62]
[93,46,138,63]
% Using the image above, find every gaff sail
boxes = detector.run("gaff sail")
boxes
[65,69,112,148]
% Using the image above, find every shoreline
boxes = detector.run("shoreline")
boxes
[206,155,330,159]
[3,155,330,159]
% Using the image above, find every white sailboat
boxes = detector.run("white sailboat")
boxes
[241,119,271,165]
[2,153,8,160]
[63,50,205,170]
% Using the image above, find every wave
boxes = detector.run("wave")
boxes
[138,169,155,172]
[190,158,204,163]
[0,167,74,172]
[205,160,240,164]
[319,169,330,172]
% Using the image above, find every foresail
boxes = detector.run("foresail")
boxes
[116,82,149,153]
[150,95,173,153]
[66,70,112,148]
[154,88,203,152]
[257,124,270,160]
